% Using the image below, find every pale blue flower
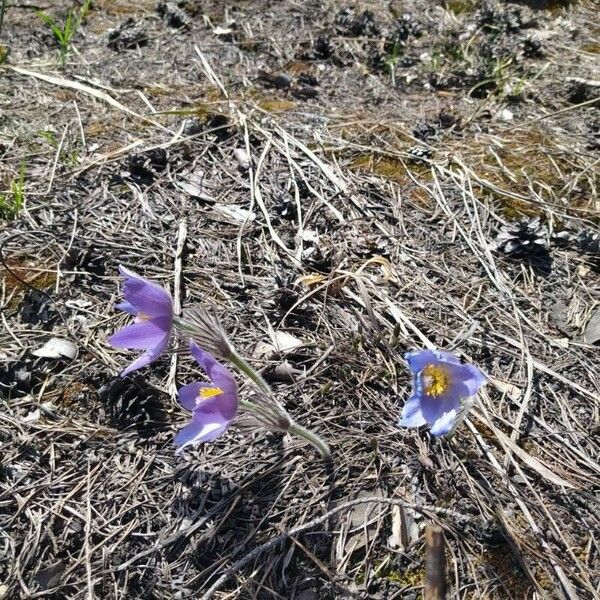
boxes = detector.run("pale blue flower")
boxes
[399,349,487,436]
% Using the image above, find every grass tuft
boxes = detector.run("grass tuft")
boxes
[36,0,92,65]
[0,164,25,220]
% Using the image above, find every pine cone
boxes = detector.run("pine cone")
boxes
[99,375,167,435]
[107,18,148,51]
[157,1,189,29]
[577,230,600,254]
[389,13,423,45]
[313,36,333,60]
[495,217,548,257]
[552,229,600,255]
[351,10,380,37]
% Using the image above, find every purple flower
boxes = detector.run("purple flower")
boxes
[399,349,487,436]
[174,341,238,453]
[108,266,173,377]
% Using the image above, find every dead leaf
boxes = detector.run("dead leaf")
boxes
[582,308,600,344]
[486,420,576,489]
[296,273,326,287]
[389,504,419,550]
[32,338,77,360]
[271,331,303,353]
[488,377,521,401]
[253,341,275,360]
[211,203,255,223]
[336,491,386,556]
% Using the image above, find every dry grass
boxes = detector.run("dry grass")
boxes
[0,0,599,598]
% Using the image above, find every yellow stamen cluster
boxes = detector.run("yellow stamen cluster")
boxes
[198,386,223,400]
[422,364,450,397]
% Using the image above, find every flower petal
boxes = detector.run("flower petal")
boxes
[418,367,462,427]
[405,349,462,374]
[120,351,155,377]
[178,381,210,412]
[120,335,169,377]
[445,362,487,397]
[429,409,459,437]
[405,349,437,374]
[398,395,427,428]
[119,265,173,319]
[108,318,170,350]
[115,301,138,315]
[189,342,237,400]
[174,401,233,453]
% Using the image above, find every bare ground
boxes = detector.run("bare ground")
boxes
[0,0,599,598]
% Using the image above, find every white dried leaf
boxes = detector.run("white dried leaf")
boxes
[552,337,570,349]
[583,308,600,344]
[212,203,255,223]
[65,299,92,309]
[252,341,276,360]
[489,377,521,401]
[389,504,419,550]
[301,229,318,242]
[23,409,41,423]
[176,181,203,198]
[271,331,303,353]
[32,338,77,360]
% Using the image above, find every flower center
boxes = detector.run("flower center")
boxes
[198,386,224,400]
[422,364,450,397]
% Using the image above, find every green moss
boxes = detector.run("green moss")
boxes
[449,127,597,221]
[2,259,57,309]
[350,154,411,181]
[494,195,542,220]
[355,560,425,588]
[0,45,9,64]
[476,546,534,598]
[257,99,296,113]
[444,0,477,15]
[581,41,600,54]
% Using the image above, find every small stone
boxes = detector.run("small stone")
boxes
[233,148,250,169]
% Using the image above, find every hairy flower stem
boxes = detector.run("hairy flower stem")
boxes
[239,399,331,458]
[174,315,330,457]
[287,421,331,458]
[231,356,330,456]
[173,316,270,391]
[172,316,197,334]
[228,350,271,395]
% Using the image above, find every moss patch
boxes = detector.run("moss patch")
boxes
[355,558,425,589]
[444,0,478,15]
[350,152,433,183]
[1,260,57,309]
[257,98,297,113]
[449,129,597,220]
[478,546,534,598]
